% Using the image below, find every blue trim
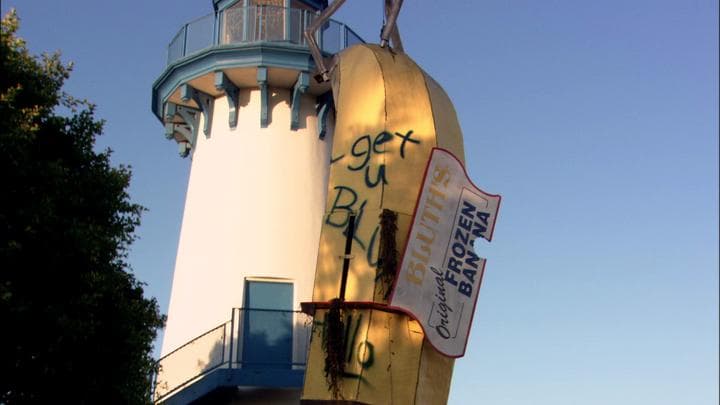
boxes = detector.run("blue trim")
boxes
[178,141,192,158]
[164,102,201,157]
[164,123,175,140]
[213,10,220,45]
[228,308,236,368]
[290,71,309,131]
[182,25,188,57]
[161,367,304,405]
[214,71,240,128]
[341,22,347,48]
[163,103,179,129]
[257,66,268,128]
[316,91,332,140]
[152,43,317,121]
[165,103,199,143]
[180,84,215,137]
[174,125,194,144]
[164,103,198,157]
[174,105,199,143]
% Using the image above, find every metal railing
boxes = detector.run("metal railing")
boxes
[167,5,364,65]
[153,308,312,402]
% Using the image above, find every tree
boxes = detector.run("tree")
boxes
[0,10,165,404]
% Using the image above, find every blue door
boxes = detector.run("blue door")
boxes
[242,281,293,368]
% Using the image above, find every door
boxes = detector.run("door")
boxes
[242,280,293,368]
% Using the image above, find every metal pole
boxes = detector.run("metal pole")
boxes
[341,23,347,48]
[213,10,219,46]
[338,213,356,301]
[380,0,404,49]
[228,308,235,368]
[303,0,347,82]
[182,24,188,57]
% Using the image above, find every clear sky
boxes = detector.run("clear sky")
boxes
[3,1,718,404]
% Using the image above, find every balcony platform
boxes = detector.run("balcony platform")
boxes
[160,367,305,405]
[154,308,312,404]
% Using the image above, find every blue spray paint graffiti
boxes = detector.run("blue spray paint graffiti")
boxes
[327,130,420,267]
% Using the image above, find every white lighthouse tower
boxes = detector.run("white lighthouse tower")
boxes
[151,1,362,403]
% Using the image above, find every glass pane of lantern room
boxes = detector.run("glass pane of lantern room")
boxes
[242,281,293,368]
[251,0,285,41]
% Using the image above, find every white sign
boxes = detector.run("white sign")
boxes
[389,148,501,357]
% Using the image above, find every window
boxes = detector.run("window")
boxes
[242,280,293,368]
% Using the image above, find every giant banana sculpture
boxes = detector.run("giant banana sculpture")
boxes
[301,2,466,403]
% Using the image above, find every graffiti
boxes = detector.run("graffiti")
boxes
[394,130,419,158]
[315,312,374,379]
[327,130,420,268]
[332,130,419,188]
[326,187,379,266]
[355,341,374,369]
[346,132,391,188]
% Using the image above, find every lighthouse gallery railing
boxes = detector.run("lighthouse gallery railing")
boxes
[166,5,364,65]
[153,308,312,402]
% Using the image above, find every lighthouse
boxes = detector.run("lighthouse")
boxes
[151,1,362,403]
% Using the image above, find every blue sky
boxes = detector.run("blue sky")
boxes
[3,1,718,404]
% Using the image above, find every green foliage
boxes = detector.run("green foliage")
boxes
[0,10,165,404]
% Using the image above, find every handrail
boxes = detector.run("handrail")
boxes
[159,321,227,361]
[166,5,364,65]
[153,308,312,403]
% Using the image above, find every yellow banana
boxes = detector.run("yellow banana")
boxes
[302,43,464,404]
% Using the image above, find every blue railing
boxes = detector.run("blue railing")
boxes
[167,5,364,65]
[153,308,312,403]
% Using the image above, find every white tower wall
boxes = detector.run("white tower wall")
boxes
[161,88,332,355]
